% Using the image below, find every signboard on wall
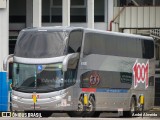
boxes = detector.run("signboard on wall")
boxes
[0,0,6,8]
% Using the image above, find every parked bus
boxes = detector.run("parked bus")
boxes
[4,26,155,117]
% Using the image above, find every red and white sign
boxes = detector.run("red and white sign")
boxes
[133,60,149,89]
[89,72,100,86]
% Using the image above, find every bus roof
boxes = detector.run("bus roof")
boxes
[84,28,153,41]
[22,26,153,41]
[22,26,83,32]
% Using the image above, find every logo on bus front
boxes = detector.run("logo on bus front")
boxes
[133,60,149,89]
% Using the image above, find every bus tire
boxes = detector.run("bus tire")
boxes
[68,96,85,117]
[123,97,136,117]
[93,112,101,117]
[83,96,96,117]
[68,96,97,117]
[41,111,53,117]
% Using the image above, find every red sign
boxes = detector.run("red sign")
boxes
[133,60,149,89]
[89,72,100,86]
[82,88,96,92]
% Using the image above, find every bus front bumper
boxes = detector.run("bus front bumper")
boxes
[11,92,74,111]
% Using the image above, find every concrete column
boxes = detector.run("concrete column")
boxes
[62,0,70,26]
[26,0,33,27]
[87,0,94,29]
[33,0,42,27]
[105,0,108,30]
[107,0,114,31]
[0,0,9,71]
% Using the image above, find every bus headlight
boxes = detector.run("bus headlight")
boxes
[55,96,61,100]
[12,95,20,100]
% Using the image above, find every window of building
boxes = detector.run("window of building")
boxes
[9,36,17,54]
[51,0,86,8]
[94,0,104,22]
[9,0,26,23]
[52,0,62,7]
[43,0,104,23]
[71,0,86,8]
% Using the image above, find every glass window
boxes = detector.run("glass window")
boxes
[83,32,154,59]
[14,31,69,58]
[142,40,154,59]
[68,30,83,53]
[71,0,86,8]
[13,63,76,93]
[51,0,86,8]
[94,0,104,22]
[80,71,132,89]
[52,0,62,7]
[64,69,77,86]
[9,36,17,54]
[9,0,26,23]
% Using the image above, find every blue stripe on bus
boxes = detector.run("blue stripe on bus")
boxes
[96,88,128,93]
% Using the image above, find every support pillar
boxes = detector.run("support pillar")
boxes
[107,0,113,31]
[0,0,9,71]
[0,0,9,111]
[105,0,108,30]
[33,0,42,27]
[87,0,94,29]
[62,0,70,26]
[26,0,33,27]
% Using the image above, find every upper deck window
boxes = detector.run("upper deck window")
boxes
[14,30,69,58]
[83,32,154,59]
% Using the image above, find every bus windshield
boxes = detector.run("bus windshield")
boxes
[14,31,69,58]
[13,63,66,93]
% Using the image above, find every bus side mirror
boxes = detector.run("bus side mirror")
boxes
[62,53,79,71]
[3,54,14,71]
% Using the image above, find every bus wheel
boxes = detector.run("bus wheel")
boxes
[41,111,53,117]
[68,97,85,117]
[123,97,136,117]
[84,96,96,117]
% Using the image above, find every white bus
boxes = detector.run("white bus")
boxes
[4,26,155,117]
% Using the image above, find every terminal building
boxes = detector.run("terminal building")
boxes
[0,0,160,108]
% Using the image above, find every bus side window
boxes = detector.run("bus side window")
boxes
[68,30,83,53]
[68,46,75,53]
[77,47,81,52]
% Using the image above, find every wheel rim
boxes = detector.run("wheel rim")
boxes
[131,101,135,114]
[78,100,84,111]
[86,100,93,111]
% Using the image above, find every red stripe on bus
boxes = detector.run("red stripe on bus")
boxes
[82,88,96,92]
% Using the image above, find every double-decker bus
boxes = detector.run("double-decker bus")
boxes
[4,26,155,117]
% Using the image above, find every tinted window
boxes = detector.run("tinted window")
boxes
[15,31,69,58]
[83,33,113,55]
[68,30,83,53]
[83,32,154,59]
[142,40,154,59]
[64,69,76,86]
[80,71,132,89]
